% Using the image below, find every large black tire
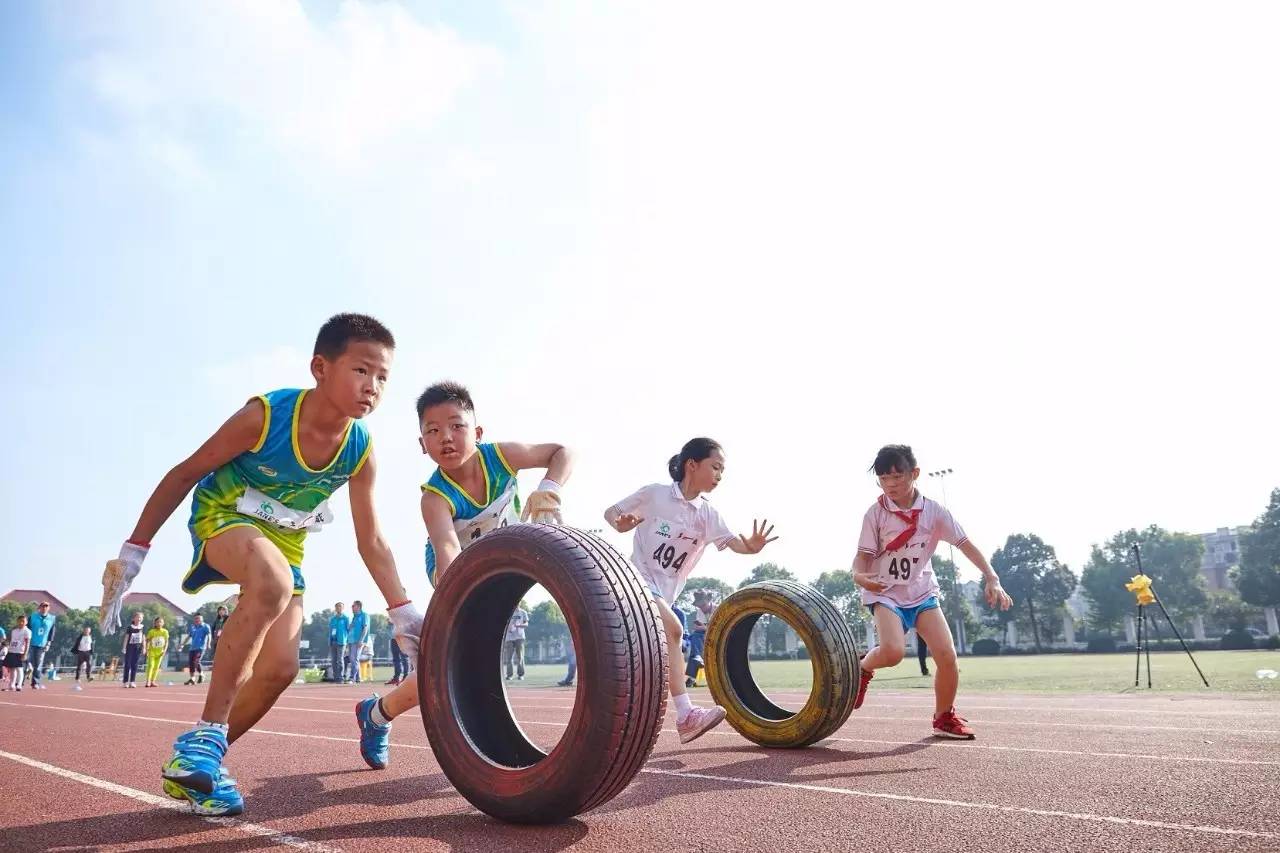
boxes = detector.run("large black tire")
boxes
[418,524,668,824]
[705,580,859,748]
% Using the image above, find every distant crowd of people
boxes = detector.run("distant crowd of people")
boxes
[1,602,231,691]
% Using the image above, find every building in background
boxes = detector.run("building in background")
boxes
[1,590,70,615]
[1199,527,1247,591]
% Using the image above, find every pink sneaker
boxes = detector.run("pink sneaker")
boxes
[677,705,726,744]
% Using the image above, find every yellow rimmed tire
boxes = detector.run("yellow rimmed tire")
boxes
[705,580,860,748]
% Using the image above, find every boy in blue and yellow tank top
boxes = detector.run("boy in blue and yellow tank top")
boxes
[98,314,426,817]
[352,380,575,771]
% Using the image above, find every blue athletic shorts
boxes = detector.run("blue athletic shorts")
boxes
[869,595,940,632]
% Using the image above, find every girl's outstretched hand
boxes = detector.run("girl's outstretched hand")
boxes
[614,513,645,533]
[740,519,778,554]
[984,576,1013,610]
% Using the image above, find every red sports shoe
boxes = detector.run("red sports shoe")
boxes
[853,668,873,709]
[932,707,975,739]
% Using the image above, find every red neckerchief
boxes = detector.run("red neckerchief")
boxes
[877,493,922,556]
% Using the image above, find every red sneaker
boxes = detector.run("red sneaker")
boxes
[853,668,873,709]
[932,707,975,739]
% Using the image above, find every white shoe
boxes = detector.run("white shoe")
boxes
[73,684,83,691]
[676,705,727,744]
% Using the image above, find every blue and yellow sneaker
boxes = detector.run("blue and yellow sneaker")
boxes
[163,772,244,816]
[355,696,391,769]
[162,726,229,794]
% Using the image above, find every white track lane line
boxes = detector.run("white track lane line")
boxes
[0,748,344,852]
[5,703,1275,840]
[24,696,1280,753]
[637,766,1280,841]
[7,696,1280,773]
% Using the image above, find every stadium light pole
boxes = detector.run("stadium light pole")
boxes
[927,467,963,653]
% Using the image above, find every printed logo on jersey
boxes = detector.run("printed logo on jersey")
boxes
[257,465,278,477]
[657,521,672,538]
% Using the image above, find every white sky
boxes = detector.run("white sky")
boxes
[2,1,1277,616]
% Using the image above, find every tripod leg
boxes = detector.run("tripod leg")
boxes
[1144,609,1153,688]
[1134,603,1142,688]
[1152,594,1210,688]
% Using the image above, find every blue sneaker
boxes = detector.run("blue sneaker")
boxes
[355,696,391,769]
[163,772,244,816]
[162,726,228,794]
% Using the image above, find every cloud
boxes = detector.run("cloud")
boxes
[68,0,501,175]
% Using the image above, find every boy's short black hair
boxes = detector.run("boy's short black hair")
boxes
[416,381,474,421]
[313,313,396,360]
[870,444,917,475]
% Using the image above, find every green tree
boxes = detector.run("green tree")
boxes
[931,557,982,644]
[368,613,392,656]
[812,570,867,634]
[1205,589,1260,635]
[1235,488,1280,610]
[526,600,567,646]
[674,577,735,610]
[46,608,104,664]
[302,608,336,663]
[737,562,797,589]
[0,600,28,636]
[990,534,1076,651]
[1082,526,1206,635]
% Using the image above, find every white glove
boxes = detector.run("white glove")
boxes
[100,542,149,633]
[521,480,563,524]
[388,601,425,660]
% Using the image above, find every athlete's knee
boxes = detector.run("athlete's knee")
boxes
[257,658,299,691]
[931,643,958,668]
[243,566,295,614]
[879,641,905,666]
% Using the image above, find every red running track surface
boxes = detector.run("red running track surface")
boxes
[2,682,1278,852]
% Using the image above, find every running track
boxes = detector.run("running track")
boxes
[2,683,1278,851]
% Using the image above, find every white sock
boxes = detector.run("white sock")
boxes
[197,720,230,733]
[673,692,694,722]
[369,698,392,727]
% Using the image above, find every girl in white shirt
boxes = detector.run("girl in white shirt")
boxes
[605,437,777,744]
[5,617,32,692]
[852,444,1012,739]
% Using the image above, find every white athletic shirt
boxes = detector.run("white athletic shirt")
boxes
[610,483,738,602]
[856,493,967,608]
[7,627,31,656]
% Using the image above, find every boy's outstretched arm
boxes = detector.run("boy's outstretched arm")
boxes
[101,400,266,632]
[349,451,424,655]
[957,540,1013,610]
[500,442,574,524]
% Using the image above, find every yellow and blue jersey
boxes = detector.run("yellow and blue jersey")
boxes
[184,388,372,595]
[422,443,521,585]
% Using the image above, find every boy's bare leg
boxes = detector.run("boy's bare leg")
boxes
[199,528,296,725]
[913,608,959,715]
[652,597,687,699]
[228,597,303,743]
[859,605,907,671]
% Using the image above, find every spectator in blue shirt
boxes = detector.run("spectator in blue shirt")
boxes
[27,603,56,690]
[328,603,351,684]
[184,614,212,686]
[347,601,369,684]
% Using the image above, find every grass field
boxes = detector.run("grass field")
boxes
[66,649,1280,695]
[501,650,1280,695]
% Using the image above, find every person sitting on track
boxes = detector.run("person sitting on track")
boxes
[354,380,574,770]
[604,437,778,744]
[98,313,426,817]
[851,444,1012,739]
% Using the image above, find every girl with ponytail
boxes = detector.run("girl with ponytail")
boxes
[604,437,777,745]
